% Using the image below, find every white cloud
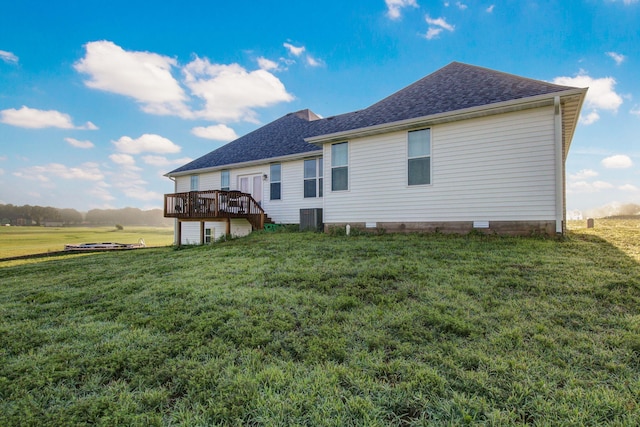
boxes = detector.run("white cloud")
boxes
[183,58,294,123]
[113,134,181,154]
[141,155,193,167]
[569,169,599,180]
[257,57,279,71]
[283,43,305,57]
[109,153,139,168]
[75,41,294,124]
[620,184,639,192]
[426,15,455,31]
[425,15,455,39]
[553,71,623,125]
[486,4,495,12]
[65,137,94,149]
[385,0,419,19]
[602,154,633,169]
[113,170,162,201]
[15,162,104,182]
[568,180,614,193]
[425,28,444,39]
[0,106,96,129]
[306,55,324,67]
[606,51,625,65]
[580,111,600,125]
[0,50,18,64]
[630,105,640,117]
[618,0,639,4]
[191,124,238,141]
[282,42,323,68]
[75,40,191,117]
[88,181,115,202]
[82,121,99,130]
[456,2,468,10]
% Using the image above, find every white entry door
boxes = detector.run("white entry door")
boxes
[238,174,263,205]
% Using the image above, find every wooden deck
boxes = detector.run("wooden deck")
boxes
[164,190,271,230]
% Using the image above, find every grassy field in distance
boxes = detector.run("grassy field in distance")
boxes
[0,226,174,259]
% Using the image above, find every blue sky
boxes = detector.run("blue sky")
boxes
[1,0,638,215]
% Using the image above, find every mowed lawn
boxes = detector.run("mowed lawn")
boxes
[0,226,174,259]
[0,221,638,426]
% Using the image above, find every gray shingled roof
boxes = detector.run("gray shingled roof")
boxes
[168,62,577,175]
[168,111,323,174]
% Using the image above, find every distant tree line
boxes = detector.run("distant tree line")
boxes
[0,204,172,227]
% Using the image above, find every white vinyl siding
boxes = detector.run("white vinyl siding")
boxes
[323,106,557,224]
[178,162,320,224]
[264,158,323,223]
[180,219,252,245]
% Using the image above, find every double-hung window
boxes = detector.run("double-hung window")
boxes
[220,170,230,191]
[270,163,281,200]
[331,142,348,191]
[190,175,199,191]
[304,158,323,198]
[408,129,431,186]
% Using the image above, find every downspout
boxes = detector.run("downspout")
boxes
[554,97,563,234]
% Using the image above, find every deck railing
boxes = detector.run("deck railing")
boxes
[164,190,266,230]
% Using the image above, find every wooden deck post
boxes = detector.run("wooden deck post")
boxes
[177,220,182,246]
[226,217,231,236]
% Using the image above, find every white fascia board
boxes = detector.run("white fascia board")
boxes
[164,149,323,178]
[305,88,587,145]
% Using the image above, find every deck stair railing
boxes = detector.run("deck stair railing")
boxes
[164,190,271,230]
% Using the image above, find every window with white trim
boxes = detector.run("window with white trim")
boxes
[408,128,431,186]
[304,157,323,198]
[220,170,230,191]
[270,163,281,200]
[190,175,199,191]
[331,142,348,191]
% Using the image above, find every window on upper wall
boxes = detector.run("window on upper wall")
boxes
[220,170,230,191]
[190,175,199,191]
[331,142,348,191]
[408,128,431,186]
[304,157,323,198]
[270,163,281,200]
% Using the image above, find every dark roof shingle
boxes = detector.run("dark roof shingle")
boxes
[169,62,577,175]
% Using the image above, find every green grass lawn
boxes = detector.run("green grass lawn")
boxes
[1,222,639,426]
[0,226,174,259]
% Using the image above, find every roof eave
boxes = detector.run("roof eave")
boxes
[305,88,587,145]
